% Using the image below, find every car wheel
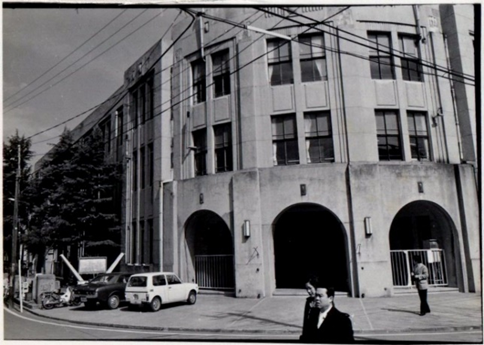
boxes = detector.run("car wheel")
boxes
[107,294,120,309]
[149,297,161,312]
[84,301,97,309]
[42,297,55,310]
[187,291,197,305]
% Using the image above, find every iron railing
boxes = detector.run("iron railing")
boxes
[195,254,234,290]
[390,249,448,287]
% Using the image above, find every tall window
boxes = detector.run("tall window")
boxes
[304,111,334,163]
[399,35,422,81]
[140,146,145,189]
[131,221,138,263]
[214,123,233,173]
[299,35,327,82]
[193,129,207,176]
[212,50,230,97]
[130,75,154,126]
[99,118,111,154]
[148,143,154,186]
[375,110,402,160]
[267,39,293,85]
[140,221,145,264]
[407,111,430,161]
[192,59,206,103]
[272,114,299,165]
[132,151,138,190]
[368,32,394,79]
[131,89,138,128]
[147,219,153,264]
[116,108,124,161]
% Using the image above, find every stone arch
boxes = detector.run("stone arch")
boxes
[272,203,350,292]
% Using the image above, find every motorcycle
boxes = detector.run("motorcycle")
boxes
[41,286,81,309]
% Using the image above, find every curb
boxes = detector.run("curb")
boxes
[20,305,482,336]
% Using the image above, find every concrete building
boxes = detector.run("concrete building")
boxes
[42,5,479,298]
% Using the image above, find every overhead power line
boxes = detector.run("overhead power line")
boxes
[5,9,165,113]
[4,9,128,105]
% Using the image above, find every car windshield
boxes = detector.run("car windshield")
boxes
[128,276,147,287]
[90,275,118,284]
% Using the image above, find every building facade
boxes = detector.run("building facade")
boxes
[46,5,479,298]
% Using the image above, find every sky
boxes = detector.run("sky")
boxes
[3,6,179,166]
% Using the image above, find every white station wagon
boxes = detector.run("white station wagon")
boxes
[125,272,198,311]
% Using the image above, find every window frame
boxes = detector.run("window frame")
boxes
[368,31,395,80]
[214,123,233,173]
[407,111,431,161]
[192,59,206,104]
[399,34,423,82]
[304,111,334,163]
[267,38,294,85]
[299,34,327,82]
[375,110,403,161]
[271,114,300,166]
[212,50,231,98]
[193,129,207,176]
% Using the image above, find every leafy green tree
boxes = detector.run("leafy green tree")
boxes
[3,131,33,269]
[25,127,122,276]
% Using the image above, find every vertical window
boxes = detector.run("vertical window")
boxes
[267,39,293,85]
[271,114,299,165]
[148,143,154,186]
[100,119,111,154]
[132,221,137,264]
[140,221,145,264]
[131,90,138,128]
[399,35,422,81]
[304,111,334,163]
[140,146,145,189]
[214,123,233,173]
[407,112,430,161]
[375,110,402,160]
[192,59,206,103]
[147,77,154,120]
[368,32,394,79]
[116,108,124,161]
[139,87,146,124]
[212,50,231,97]
[299,35,327,82]
[148,219,153,264]
[193,129,207,176]
[132,151,138,191]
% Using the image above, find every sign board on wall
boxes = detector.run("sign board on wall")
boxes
[78,257,107,274]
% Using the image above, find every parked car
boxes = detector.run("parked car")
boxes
[125,272,198,311]
[73,272,132,309]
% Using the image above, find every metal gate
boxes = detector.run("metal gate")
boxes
[195,254,234,289]
[390,249,448,287]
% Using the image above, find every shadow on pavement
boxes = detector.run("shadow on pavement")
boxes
[383,308,420,316]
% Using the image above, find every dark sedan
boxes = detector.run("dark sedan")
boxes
[74,272,132,309]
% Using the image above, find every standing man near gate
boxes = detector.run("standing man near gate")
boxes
[412,255,431,316]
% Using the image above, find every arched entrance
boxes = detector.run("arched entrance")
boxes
[185,210,234,290]
[273,203,350,292]
[389,201,460,288]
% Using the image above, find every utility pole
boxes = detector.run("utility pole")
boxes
[10,144,20,308]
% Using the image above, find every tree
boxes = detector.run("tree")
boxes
[25,127,122,276]
[3,131,33,270]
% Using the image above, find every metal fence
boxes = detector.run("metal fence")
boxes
[195,254,234,290]
[390,249,448,287]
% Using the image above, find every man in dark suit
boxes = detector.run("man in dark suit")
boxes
[300,285,354,343]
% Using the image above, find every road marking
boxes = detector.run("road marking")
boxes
[227,297,266,328]
[358,297,374,330]
[4,307,293,338]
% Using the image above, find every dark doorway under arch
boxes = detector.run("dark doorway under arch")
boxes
[273,204,349,292]
[389,201,460,288]
[185,210,234,289]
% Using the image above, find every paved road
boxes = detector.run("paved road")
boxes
[5,307,482,343]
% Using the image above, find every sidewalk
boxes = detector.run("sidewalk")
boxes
[15,291,482,336]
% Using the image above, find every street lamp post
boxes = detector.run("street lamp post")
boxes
[10,144,20,308]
